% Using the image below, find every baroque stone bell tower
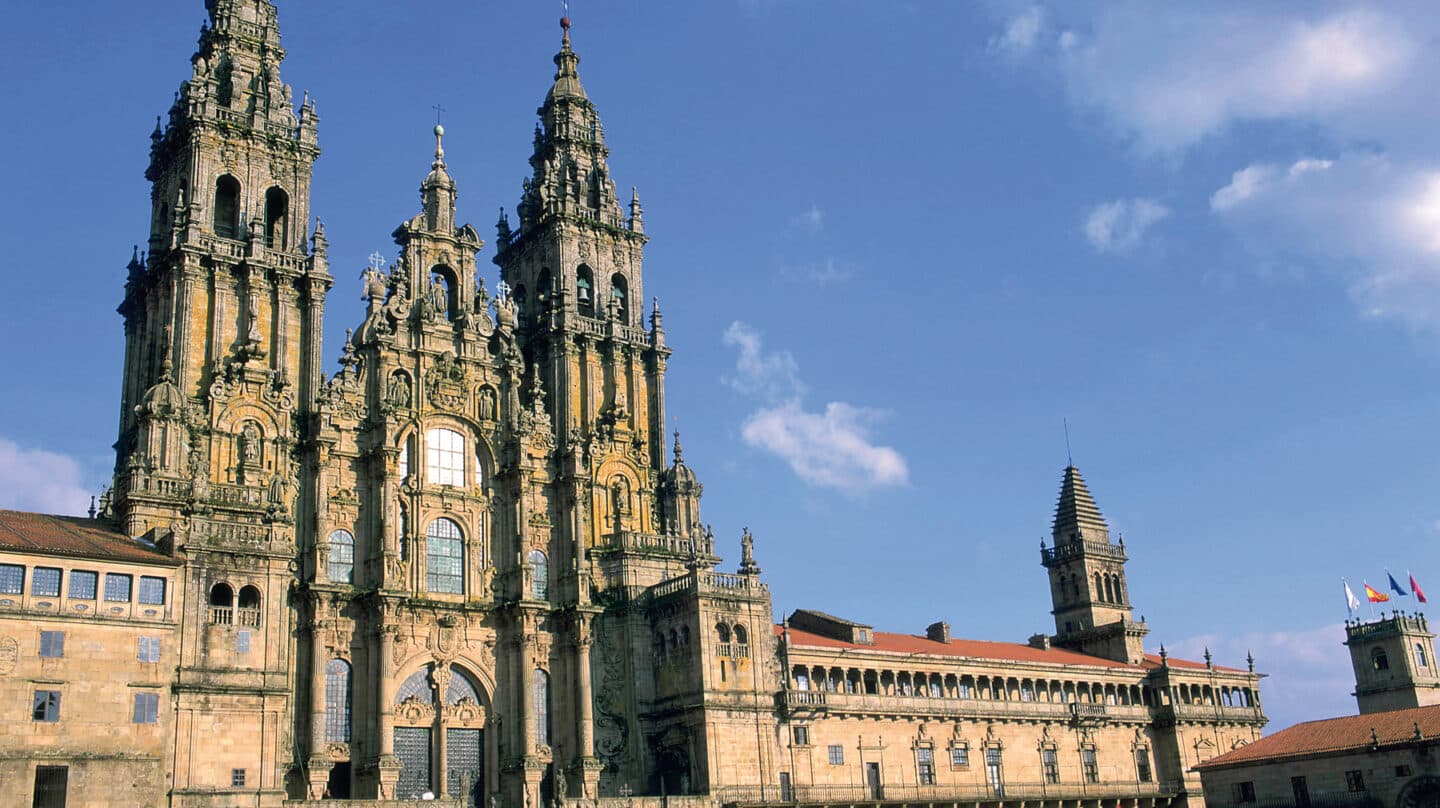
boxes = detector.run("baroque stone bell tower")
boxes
[111,0,327,802]
[1041,466,1148,664]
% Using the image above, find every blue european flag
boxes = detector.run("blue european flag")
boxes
[1388,571,1410,597]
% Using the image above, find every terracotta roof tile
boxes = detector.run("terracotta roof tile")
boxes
[0,510,177,566]
[780,624,1226,672]
[1196,704,1440,770]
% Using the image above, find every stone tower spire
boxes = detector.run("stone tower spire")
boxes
[1041,466,1148,663]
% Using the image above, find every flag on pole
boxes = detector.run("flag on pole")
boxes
[1365,582,1391,603]
[1412,572,1429,605]
[1344,580,1361,615]
[1389,571,1410,597]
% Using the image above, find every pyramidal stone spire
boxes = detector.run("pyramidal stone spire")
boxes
[1052,465,1110,544]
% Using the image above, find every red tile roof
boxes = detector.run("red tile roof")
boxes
[1196,704,1440,770]
[0,510,177,566]
[780,624,1234,672]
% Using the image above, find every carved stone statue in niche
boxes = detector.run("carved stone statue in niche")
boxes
[386,372,411,410]
[240,423,261,466]
[479,386,497,421]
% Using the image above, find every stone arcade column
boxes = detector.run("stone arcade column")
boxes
[573,612,603,798]
[377,622,402,798]
[306,618,333,799]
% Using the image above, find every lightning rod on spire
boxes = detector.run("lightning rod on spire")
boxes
[1063,417,1074,467]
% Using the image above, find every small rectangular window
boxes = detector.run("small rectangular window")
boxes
[133,692,159,724]
[1417,643,1429,669]
[1136,747,1152,783]
[68,570,97,600]
[1347,770,1366,792]
[232,768,247,787]
[138,636,161,663]
[1082,748,1099,784]
[33,765,68,808]
[1397,765,1413,777]
[104,573,133,602]
[1042,748,1060,784]
[32,567,61,598]
[39,630,64,658]
[0,563,23,594]
[32,689,61,722]
[792,726,810,746]
[236,630,251,655]
[1235,782,1256,803]
[138,576,166,605]
[950,746,969,767]
[828,744,844,765]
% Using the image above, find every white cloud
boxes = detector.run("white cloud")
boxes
[1041,6,1421,153]
[0,439,95,516]
[788,205,825,235]
[1083,197,1170,253]
[723,322,908,493]
[1169,623,1354,731]
[1211,152,1440,330]
[780,258,855,286]
[991,6,1044,56]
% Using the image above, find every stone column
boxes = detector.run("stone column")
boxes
[574,613,602,798]
[306,625,332,799]
[377,623,402,798]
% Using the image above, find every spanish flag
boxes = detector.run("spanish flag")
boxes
[1365,582,1390,603]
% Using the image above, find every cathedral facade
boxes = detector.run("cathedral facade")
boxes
[1,2,1265,807]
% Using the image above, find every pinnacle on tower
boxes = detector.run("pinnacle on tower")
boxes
[1052,465,1110,544]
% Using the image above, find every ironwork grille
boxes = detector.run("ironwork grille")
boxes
[395,727,432,799]
[447,728,483,806]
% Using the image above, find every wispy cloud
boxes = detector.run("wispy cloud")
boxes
[1051,7,1417,153]
[1210,152,1440,330]
[788,204,825,235]
[0,438,95,516]
[990,6,1044,56]
[723,322,908,493]
[779,258,855,287]
[1083,197,1170,254]
[1168,623,1354,731]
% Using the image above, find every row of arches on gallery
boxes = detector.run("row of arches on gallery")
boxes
[211,175,290,248]
[207,582,263,627]
[791,665,1259,709]
[1055,571,1126,606]
[511,266,631,323]
[325,522,549,601]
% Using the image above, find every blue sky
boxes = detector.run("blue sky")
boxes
[3,1,1439,732]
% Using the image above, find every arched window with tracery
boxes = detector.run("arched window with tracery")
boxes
[325,659,353,742]
[328,530,355,584]
[426,518,464,594]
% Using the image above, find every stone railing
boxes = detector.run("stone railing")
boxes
[603,530,714,558]
[701,571,769,597]
[122,474,192,501]
[648,575,694,600]
[1159,702,1266,724]
[210,606,233,625]
[716,642,751,659]
[207,482,268,508]
[1042,539,1127,564]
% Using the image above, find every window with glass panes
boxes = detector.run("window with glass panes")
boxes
[917,747,935,784]
[1042,748,1059,782]
[138,636,161,663]
[529,550,549,600]
[133,692,159,724]
[325,659,352,742]
[533,669,551,746]
[138,576,166,605]
[427,428,466,486]
[32,690,61,722]
[0,563,22,594]
[328,530,355,584]
[104,574,132,602]
[39,631,63,658]
[32,567,60,597]
[1136,748,1152,783]
[828,745,844,765]
[68,570,97,600]
[951,746,969,767]
[426,519,464,594]
[1082,748,1099,783]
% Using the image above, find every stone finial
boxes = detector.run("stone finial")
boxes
[1204,647,1213,668]
[1247,650,1255,672]
[739,528,761,577]
[1159,645,1168,665]
[672,430,684,466]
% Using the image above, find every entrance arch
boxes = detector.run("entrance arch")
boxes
[394,663,490,805]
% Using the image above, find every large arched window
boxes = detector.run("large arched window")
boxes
[427,428,465,486]
[426,518,464,594]
[533,669,551,746]
[264,187,289,248]
[528,550,549,601]
[611,273,628,321]
[325,659,353,742]
[213,175,241,239]
[238,585,262,627]
[576,265,595,316]
[328,530,355,584]
[208,582,233,625]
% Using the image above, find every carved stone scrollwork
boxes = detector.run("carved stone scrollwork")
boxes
[396,696,435,724]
